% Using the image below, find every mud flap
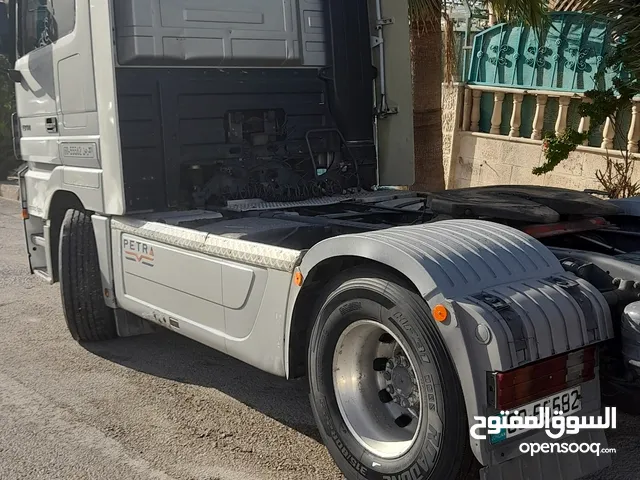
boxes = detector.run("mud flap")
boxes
[114,309,157,338]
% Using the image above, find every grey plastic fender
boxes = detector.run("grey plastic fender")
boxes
[23,167,105,219]
[298,219,614,466]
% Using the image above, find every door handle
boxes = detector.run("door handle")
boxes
[45,117,58,134]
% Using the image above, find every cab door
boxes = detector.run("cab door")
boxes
[15,0,59,168]
[16,0,98,193]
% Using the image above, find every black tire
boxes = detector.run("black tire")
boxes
[59,209,117,342]
[308,268,477,480]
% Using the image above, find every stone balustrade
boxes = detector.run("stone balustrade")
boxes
[442,83,640,193]
[460,85,640,153]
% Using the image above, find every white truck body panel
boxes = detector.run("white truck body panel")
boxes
[110,214,301,376]
[9,1,617,478]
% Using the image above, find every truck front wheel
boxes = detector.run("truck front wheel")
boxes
[308,269,476,480]
[59,209,117,342]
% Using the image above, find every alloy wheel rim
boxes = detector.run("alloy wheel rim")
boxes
[332,320,423,459]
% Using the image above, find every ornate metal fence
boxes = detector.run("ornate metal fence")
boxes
[467,12,618,93]
[459,12,639,153]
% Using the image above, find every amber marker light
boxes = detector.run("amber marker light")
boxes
[294,271,304,287]
[433,305,449,322]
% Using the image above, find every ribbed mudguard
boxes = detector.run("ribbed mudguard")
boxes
[303,219,613,369]
[300,219,614,474]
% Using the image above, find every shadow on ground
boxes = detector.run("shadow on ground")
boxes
[83,329,323,444]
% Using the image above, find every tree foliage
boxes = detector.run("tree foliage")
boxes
[409,0,551,82]
[0,55,16,180]
[534,130,589,176]
[410,1,640,84]
[534,59,639,198]
[570,1,640,87]
[409,0,548,30]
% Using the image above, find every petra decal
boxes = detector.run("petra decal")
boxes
[123,238,155,267]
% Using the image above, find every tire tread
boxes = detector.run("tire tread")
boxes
[308,267,478,480]
[59,209,116,342]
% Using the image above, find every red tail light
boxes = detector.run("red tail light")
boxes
[488,346,597,410]
[522,217,607,239]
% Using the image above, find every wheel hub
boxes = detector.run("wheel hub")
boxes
[385,355,419,409]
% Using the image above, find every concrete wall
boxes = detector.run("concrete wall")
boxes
[450,133,631,191]
[441,83,463,189]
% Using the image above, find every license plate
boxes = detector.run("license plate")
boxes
[490,386,582,444]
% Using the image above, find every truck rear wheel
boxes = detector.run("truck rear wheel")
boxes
[308,268,476,480]
[59,209,117,342]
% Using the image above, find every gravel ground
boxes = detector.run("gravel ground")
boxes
[0,197,637,480]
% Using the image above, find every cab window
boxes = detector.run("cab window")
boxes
[19,0,75,56]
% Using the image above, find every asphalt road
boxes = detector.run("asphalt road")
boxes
[0,197,638,480]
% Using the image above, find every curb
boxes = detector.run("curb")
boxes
[0,182,19,201]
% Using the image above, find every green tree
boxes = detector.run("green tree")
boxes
[0,55,16,180]
[577,1,640,82]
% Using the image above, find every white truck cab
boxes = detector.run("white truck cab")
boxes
[2,1,634,479]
